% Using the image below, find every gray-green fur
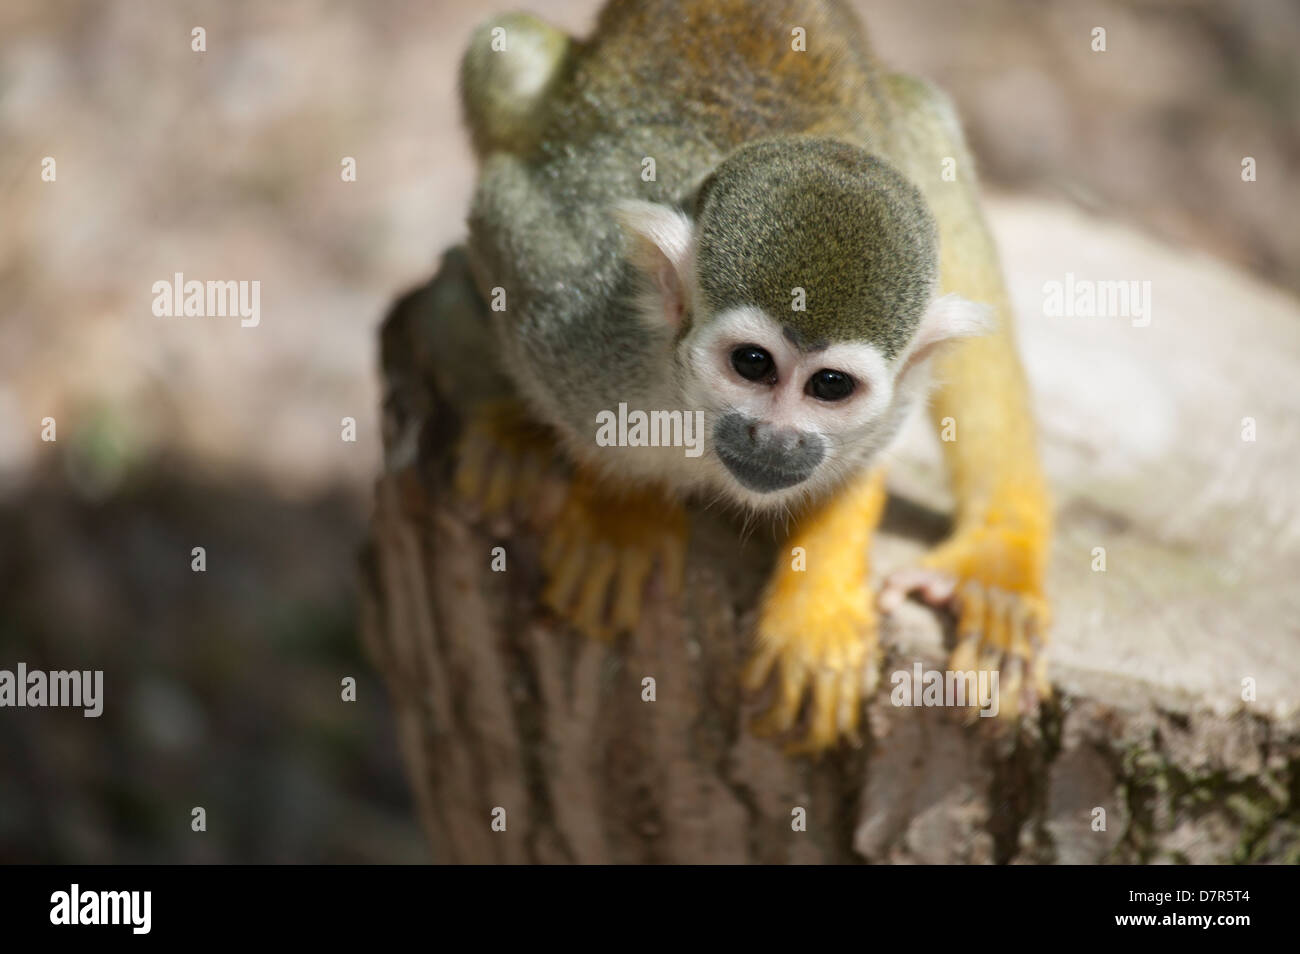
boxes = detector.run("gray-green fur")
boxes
[460,0,948,436]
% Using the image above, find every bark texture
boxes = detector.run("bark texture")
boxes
[359,245,1300,864]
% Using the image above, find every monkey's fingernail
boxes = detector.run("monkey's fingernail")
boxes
[921,576,957,603]
[877,587,903,613]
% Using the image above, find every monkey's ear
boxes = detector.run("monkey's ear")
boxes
[897,293,994,377]
[614,199,695,330]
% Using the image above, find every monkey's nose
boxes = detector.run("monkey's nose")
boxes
[747,422,804,450]
[765,427,807,453]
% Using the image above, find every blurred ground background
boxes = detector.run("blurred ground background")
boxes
[0,0,1296,862]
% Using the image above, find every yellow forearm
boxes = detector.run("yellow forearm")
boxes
[762,467,888,645]
[746,465,889,749]
[928,304,1050,543]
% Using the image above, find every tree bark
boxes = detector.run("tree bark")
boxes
[359,246,1300,865]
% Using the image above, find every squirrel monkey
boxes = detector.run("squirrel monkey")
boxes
[452,0,1051,751]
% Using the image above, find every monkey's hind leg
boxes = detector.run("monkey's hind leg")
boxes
[743,467,888,754]
[874,331,1051,724]
[455,405,687,642]
[873,274,1052,725]
[876,75,1054,725]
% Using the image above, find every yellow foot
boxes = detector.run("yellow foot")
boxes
[879,522,1050,722]
[454,401,562,520]
[742,572,879,755]
[541,470,687,641]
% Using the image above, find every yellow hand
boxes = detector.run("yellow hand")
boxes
[743,468,887,754]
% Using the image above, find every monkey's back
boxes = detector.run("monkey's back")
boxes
[465,0,915,466]
[542,0,888,199]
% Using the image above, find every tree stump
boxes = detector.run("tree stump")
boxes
[360,201,1300,864]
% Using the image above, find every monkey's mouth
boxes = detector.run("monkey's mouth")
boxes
[715,444,818,494]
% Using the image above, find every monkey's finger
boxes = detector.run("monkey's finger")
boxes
[949,581,985,672]
[1007,597,1033,659]
[875,575,910,614]
[572,544,618,640]
[741,642,780,692]
[803,669,840,752]
[541,512,580,567]
[454,433,493,504]
[997,653,1024,722]
[836,664,863,745]
[1030,646,1051,702]
[656,534,686,599]
[481,457,516,515]
[528,466,570,530]
[976,640,1004,677]
[921,575,958,605]
[878,568,957,613]
[543,536,591,616]
[950,636,979,676]
[955,579,985,631]
[611,547,653,633]
[981,587,1012,660]
[511,451,546,517]
[751,655,808,736]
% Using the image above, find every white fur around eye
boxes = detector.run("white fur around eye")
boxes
[679,306,898,438]
[670,302,951,512]
[689,306,791,379]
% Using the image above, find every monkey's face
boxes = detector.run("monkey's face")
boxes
[679,304,917,510]
[614,137,992,511]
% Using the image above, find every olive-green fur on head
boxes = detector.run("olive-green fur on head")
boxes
[694,137,938,359]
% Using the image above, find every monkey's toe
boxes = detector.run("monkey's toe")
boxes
[454,401,560,520]
[881,559,1050,724]
[948,579,1049,722]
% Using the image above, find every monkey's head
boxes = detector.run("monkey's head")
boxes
[617,136,991,511]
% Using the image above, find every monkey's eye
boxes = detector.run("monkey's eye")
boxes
[730,345,775,383]
[807,369,855,402]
